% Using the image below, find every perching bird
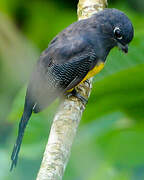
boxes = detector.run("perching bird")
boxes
[10,8,134,170]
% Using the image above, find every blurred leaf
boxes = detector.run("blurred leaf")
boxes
[0,12,39,123]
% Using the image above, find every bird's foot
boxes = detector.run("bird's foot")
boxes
[66,89,88,105]
[84,79,91,87]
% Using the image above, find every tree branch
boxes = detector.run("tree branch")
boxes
[36,0,107,180]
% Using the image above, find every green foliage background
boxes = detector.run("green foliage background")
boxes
[0,0,144,179]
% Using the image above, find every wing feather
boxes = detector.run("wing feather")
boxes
[27,23,98,112]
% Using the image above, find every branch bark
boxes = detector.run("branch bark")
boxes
[36,0,107,180]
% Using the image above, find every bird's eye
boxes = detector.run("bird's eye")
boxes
[114,27,122,40]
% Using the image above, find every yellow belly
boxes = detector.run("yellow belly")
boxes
[81,61,105,82]
[67,61,104,92]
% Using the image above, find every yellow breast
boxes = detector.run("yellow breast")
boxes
[81,61,105,82]
[66,61,104,93]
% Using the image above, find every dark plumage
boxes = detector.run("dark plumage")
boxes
[10,8,134,170]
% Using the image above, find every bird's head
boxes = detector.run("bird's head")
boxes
[111,9,134,53]
[94,9,134,53]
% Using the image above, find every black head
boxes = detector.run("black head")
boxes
[93,8,134,53]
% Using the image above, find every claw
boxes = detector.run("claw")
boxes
[70,89,88,105]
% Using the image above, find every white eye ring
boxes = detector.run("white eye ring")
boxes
[114,27,123,40]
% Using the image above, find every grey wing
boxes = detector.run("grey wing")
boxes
[39,20,94,66]
[29,55,93,113]
[51,56,93,90]
[27,29,97,113]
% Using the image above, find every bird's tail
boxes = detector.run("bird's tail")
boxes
[10,101,33,171]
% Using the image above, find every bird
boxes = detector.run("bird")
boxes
[10,8,134,170]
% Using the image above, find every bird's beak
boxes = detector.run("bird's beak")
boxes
[117,43,128,54]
